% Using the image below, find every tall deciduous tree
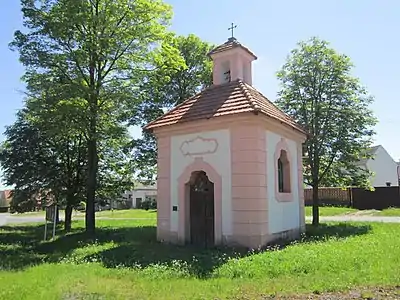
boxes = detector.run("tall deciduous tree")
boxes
[11,0,182,233]
[0,96,134,231]
[97,126,135,205]
[131,34,214,183]
[275,37,377,225]
[0,108,87,231]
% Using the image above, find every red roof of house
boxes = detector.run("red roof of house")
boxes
[144,79,306,135]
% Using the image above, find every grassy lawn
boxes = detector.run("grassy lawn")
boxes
[9,206,400,221]
[8,209,156,219]
[305,206,357,216]
[373,208,400,216]
[1,219,400,299]
[305,206,400,217]
[95,209,156,218]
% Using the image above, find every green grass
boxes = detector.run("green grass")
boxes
[305,206,357,216]
[1,219,400,299]
[94,209,156,218]
[373,208,400,216]
[11,206,400,220]
[9,209,156,219]
[305,206,400,217]
[15,206,400,219]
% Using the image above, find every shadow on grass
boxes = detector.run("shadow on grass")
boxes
[304,222,372,240]
[0,222,372,277]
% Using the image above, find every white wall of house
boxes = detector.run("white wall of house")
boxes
[133,189,157,207]
[266,131,300,234]
[123,189,157,208]
[366,146,399,187]
[0,191,8,207]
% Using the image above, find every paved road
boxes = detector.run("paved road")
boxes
[0,214,7,226]
[0,213,45,225]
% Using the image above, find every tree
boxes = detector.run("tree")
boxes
[131,34,214,183]
[24,67,134,218]
[97,126,135,206]
[11,0,183,233]
[275,37,377,226]
[0,108,87,230]
[24,75,89,231]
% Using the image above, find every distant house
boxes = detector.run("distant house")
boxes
[357,145,399,187]
[123,183,157,208]
[0,190,13,212]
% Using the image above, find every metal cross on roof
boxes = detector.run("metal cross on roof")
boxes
[228,22,237,38]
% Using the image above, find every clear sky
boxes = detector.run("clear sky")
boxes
[1,0,400,187]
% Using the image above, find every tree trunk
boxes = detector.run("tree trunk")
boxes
[86,40,99,234]
[56,206,60,224]
[86,138,97,234]
[64,204,73,232]
[312,184,320,226]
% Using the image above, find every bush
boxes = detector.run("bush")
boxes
[139,198,157,210]
[10,198,37,213]
[117,200,132,210]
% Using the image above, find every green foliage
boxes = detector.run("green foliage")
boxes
[275,37,377,224]
[0,107,87,218]
[276,37,377,188]
[10,0,183,232]
[138,197,157,210]
[0,110,47,193]
[131,34,214,183]
[97,129,136,202]
[9,190,38,213]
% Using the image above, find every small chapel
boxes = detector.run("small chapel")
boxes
[144,32,308,249]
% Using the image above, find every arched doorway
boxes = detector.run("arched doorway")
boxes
[189,171,215,247]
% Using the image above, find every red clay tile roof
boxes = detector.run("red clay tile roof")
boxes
[144,79,307,135]
[208,37,257,59]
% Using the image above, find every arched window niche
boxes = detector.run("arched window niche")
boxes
[277,149,291,193]
[274,138,293,202]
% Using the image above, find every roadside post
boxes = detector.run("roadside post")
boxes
[44,204,58,241]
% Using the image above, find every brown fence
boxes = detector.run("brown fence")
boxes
[351,187,400,210]
[305,186,400,210]
[304,187,351,207]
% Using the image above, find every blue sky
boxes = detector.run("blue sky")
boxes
[1,0,399,187]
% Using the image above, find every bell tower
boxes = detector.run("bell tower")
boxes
[208,23,257,86]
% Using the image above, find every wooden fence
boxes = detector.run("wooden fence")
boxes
[304,187,351,207]
[351,187,400,210]
[305,186,400,210]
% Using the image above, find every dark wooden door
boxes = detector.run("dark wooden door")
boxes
[189,171,215,247]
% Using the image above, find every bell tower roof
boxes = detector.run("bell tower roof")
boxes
[206,24,258,86]
[208,37,257,60]
[144,24,307,139]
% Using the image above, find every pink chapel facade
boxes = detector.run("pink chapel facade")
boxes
[144,37,308,249]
